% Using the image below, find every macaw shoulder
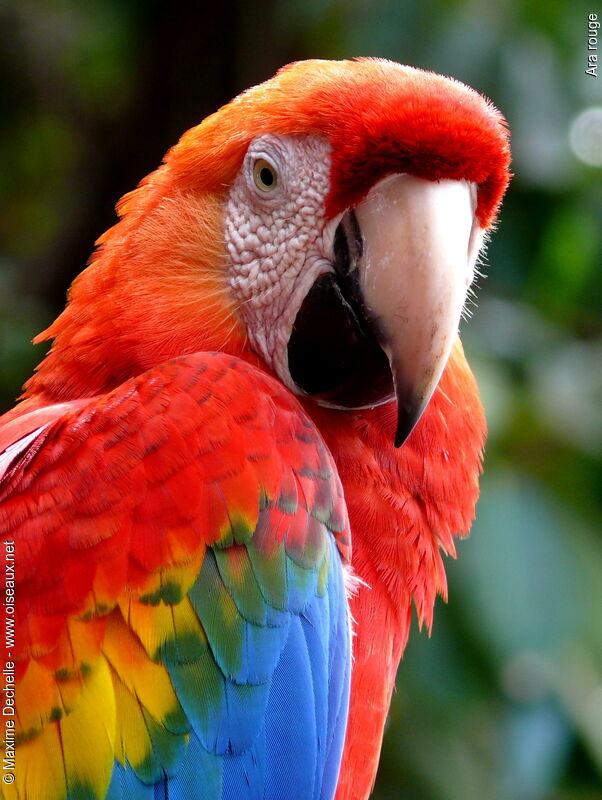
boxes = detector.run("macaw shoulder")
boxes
[0,351,350,556]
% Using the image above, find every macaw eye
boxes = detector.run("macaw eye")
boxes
[253,159,278,192]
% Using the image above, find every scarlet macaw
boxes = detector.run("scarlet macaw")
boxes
[0,59,510,800]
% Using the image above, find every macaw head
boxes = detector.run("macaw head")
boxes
[28,58,510,444]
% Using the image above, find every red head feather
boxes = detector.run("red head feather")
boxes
[165,58,510,224]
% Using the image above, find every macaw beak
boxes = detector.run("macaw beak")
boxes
[287,173,483,447]
[354,174,483,447]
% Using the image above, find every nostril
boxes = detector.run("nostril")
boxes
[348,210,364,258]
[333,211,364,279]
[333,223,351,277]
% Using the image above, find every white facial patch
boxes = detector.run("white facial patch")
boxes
[224,134,335,388]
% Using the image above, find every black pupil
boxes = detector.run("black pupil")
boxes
[260,167,274,187]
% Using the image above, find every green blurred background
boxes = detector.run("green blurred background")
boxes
[1,1,601,798]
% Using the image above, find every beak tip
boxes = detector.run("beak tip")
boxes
[394,392,426,448]
[394,417,413,449]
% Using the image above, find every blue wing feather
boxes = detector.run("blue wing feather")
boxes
[108,529,350,800]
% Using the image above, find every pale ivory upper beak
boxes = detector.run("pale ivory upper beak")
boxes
[355,174,483,446]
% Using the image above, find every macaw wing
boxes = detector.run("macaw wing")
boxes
[0,352,351,800]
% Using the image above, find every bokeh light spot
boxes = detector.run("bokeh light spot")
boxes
[569,107,602,166]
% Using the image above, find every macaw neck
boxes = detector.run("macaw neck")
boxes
[304,341,486,800]
[306,341,485,620]
[21,189,247,406]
